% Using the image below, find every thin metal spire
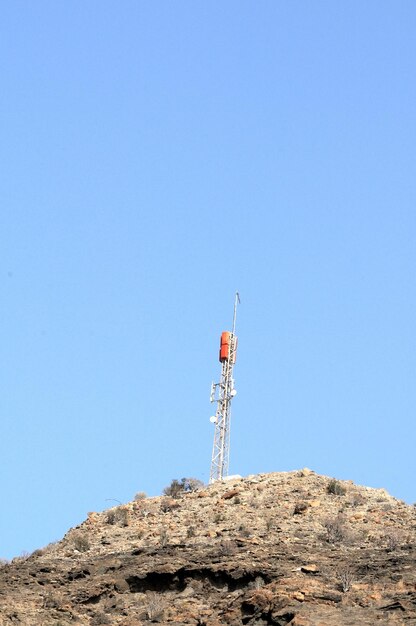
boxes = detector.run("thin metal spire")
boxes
[232,291,240,335]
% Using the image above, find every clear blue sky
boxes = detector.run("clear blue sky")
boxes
[1,2,415,559]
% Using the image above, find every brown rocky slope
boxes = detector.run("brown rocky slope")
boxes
[1,470,416,625]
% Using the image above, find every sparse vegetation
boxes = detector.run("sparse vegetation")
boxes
[219,540,235,556]
[384,530,403,552]
[72,533,90,553]
[146,592,166,620]
[2,470,415,624]
[116,507,129,526]
[254,575,265,590]
[186,525,196,538]
[238,524,251,537]
[31,548,44,558]
[159,527,168,547]
[293,501,308,515]
[163,479,184,498]
[11,552,30,564]
[43,592,60,609]
[106,510,116,524]
[105,506,129,527]
[323,515,347,543]
[336,566,355,592]
[214,511,224,523]
[134,491,147,501]
[42,541,59,554]
[348,492,365,507]
[184,477,204,492]
[163,477,204,498]
[160,497,180,513]
[327,479,347,496]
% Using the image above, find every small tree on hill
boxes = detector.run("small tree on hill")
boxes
[163,479,183,498]
[163,477,204,498]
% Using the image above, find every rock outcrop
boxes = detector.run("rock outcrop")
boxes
[0,470,415,625]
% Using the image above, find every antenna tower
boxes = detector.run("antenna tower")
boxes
[209,292,240,483]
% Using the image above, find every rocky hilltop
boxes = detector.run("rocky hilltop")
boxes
[1,470,416,625]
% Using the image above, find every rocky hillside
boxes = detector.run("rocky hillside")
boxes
[1,470,416,625]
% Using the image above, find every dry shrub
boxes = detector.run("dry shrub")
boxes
[238,524,251,538]
[348,492,366,507]
[106,506,129,527]
[163,477,204,498]
[293,501,308,515]
[323,515,347,544]
[219,540,235,556]
[163,479,183,498]
[160,497,180,513]
[31,548,45,558]
[213,511,224,523]
[159,527,168,547]
[327,479,347,496]
[253,576,265,590]
[146,592,166,620]
[264,513,274,531]
[72,532,90,553]
[43,592,61,609]
[183,477,204,492]
[336,566,355,592]
[384,530,404,552]
[186,525,196,538]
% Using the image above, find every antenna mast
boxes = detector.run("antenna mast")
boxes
[209,292,240,483]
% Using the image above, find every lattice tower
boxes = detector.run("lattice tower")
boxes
[209,293,239,483]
